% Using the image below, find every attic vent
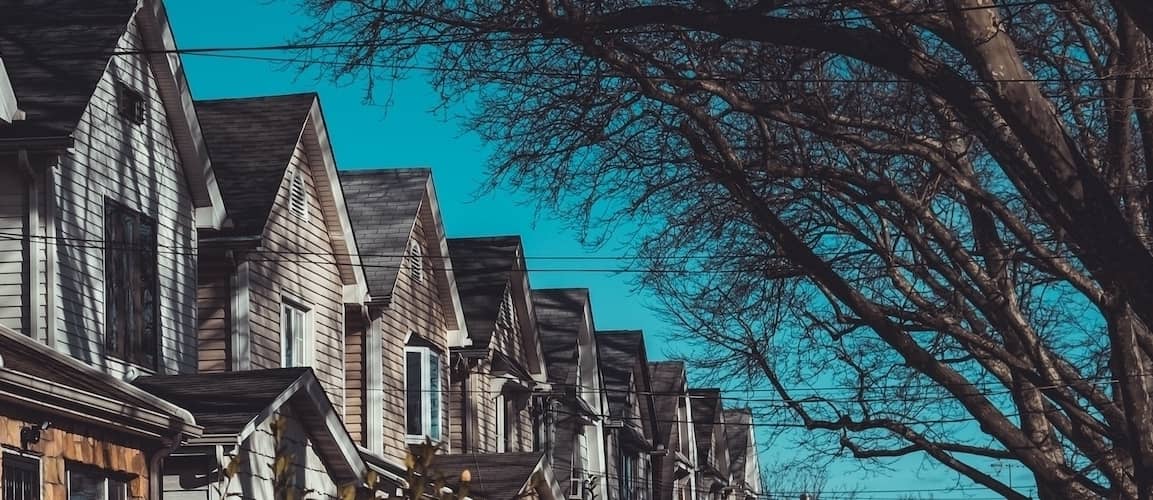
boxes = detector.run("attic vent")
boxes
[289,168,309,221]
[407,241,424,284]
[115,81,146,125]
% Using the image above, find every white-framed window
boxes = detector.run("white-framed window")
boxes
[407,240,424,284]
[2,451,41,500]
[280,298,312,368]
[569,429,589,498]
[289,167,309,221]
[66,466,126,500]
[495,392,507,453]
[404,346,442,442]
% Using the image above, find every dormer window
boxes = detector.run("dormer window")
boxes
[289,168,309,221]
[115,82,146,125]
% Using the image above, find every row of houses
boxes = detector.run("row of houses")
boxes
[0,1,764,500]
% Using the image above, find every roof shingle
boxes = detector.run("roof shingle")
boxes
[532,288,590,386]
[196,93,317,237]
[447,236,522,347]
[134,368,309,435]
[595,330,644,418]
[0,0,137,133]
[432,452,545,500]
[339,168,430,299]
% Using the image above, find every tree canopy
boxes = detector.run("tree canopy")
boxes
[297,1,1153,498]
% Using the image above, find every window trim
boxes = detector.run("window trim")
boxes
[66,464,127,500]
[2,449,42,500]
[279,297,313,368]
[404,346,442,444]
[406,240,424,284]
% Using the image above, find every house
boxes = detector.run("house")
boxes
[123,91,392,500]
[338,168,469,467]
[192,93,365,411]
[0,324,202,500]
[423,236,559,500]
[1,0,224,497]
[445,236,547,454]
[532,289,610,500]
[648,362,698,500]
[688,389,729,500]
[721,410,761,500]
[595,331,657,500]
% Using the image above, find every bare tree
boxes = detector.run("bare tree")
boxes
[296,1,1153,498]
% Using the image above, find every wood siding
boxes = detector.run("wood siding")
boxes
[344,309,367,444]
[373,200,451,464]
[244,142,345,408]
[196,249,231,372]
[49,16,198,375]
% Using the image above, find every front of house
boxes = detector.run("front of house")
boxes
[1,0,221,497]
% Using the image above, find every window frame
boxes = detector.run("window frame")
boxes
[280,297,313,368]
[2,450,41,500]
[103,199,159,370]
[404,346,443,443]
[406,240,424,284]
[65,464,127,500]
[114,81,146,125]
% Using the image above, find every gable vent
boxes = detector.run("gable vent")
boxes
[407,241,424,284]
[289,168,309,221]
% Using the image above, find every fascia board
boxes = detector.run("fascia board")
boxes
[0,370,202,438]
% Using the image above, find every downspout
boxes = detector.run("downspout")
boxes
[460,356,470,453]
[149,430,185,500]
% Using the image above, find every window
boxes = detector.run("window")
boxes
[404,346,442,441]
[288,168,309,221]
[114,82,145,125]
[105,200,158,369]
[570,429,589,498]
[281,300,311,367]
[67,467,125,500]
[3,453,39,500]
[496,391,516,452]
[620,454,634,500]
[407,241,424,284]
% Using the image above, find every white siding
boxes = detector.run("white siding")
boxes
[48,16,197,375]
[220,408,343,500]
[0,163,26,333]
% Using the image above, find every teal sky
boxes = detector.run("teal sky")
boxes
[164,2,1030,498]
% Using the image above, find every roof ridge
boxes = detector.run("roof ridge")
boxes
[339,167,432,175]
[195,92,318,104]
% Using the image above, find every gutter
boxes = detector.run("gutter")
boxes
[0,136,73,152]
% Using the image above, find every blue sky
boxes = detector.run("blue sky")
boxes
[164,2,1030,497]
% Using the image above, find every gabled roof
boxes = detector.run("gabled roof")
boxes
[196,93,318,237]
[689,388,726,476]
[136,368,367,485]
[595,330,644,419]
[339,168,469,338]
[432,452,551,500]
[532,288,591,387]
[0,325,200,439]
[723,409,760,494]
[448,236,521,347]
[649,361,686,447]
[0,0,138,133]
[340,168,431,299]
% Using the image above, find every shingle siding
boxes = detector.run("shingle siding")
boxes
[49,16,198,375]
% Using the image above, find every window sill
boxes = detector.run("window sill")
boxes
[102,355,158,381]
[405,435,444,446]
